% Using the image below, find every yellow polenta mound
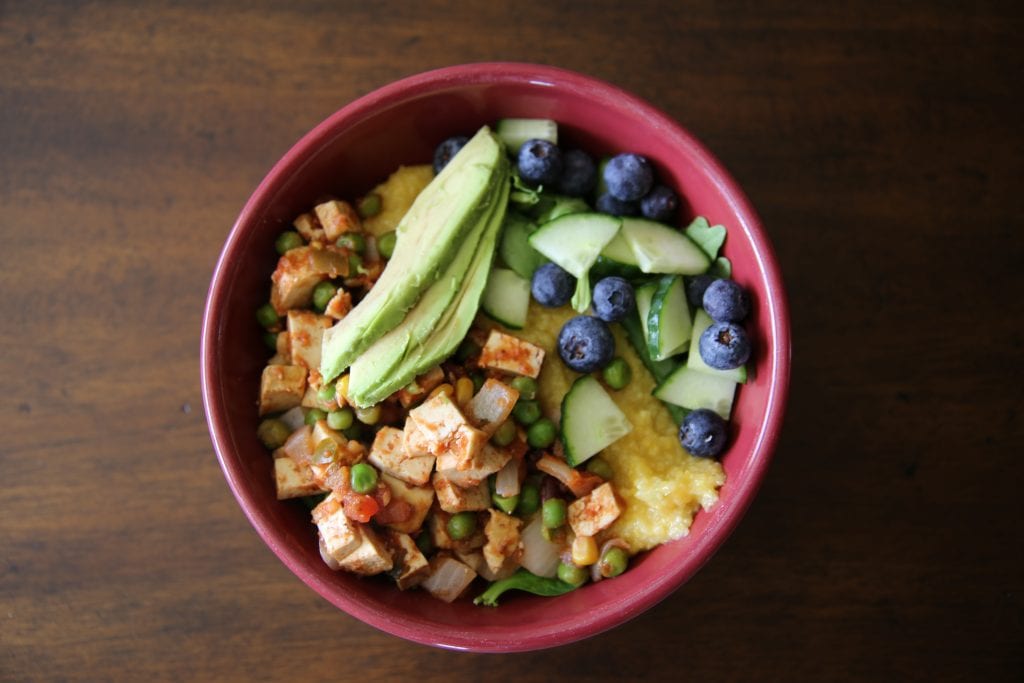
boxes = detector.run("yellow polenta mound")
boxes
[493,301,726,552]
[362,164,435,236]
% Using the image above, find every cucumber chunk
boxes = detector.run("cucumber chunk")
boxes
[620,313,688,425]
[528,212,622,312]
[646,275,692,361]
[634,281,657,345]
[687,308,749,383]
[496,118,558,155]
[561,375,633,466]
[481,268,531,329]
[621,217,711,275]
[499,211,546,280]
[593,231,643,279]
[654,365,736,419]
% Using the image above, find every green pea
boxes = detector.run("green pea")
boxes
[585,456,614,480]
[491,419,517,447]
[542,498,567,529]
[602,357,632,390]
[377,230,397,259]
[312,281,337,312]
[342,422,363,441]
[317,382,337,404]
[516,482,540,516]
[349,252,363,274]
[455,338,480,362]
[415,530,434,555]
[256,303,279,329]
[350,462,378,494]
[275,230,304,255]
[557,561,588,587]
[354,404,381,425]
[470,372,485,393]
[326,407,354,431]
[510,376,538,400]
[600,546,629,578]
[512,399,541,426]
[527,418,557,449]
[256,418,290,450]
[336,233,366,253]
[492,492,519,515]
[447,512,477,540]
[262,331,279,351]
[304,408,327,426]
[357,193,382,218]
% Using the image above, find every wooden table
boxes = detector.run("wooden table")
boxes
[3,2,1021,680]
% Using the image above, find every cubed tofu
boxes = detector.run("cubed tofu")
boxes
[420,554,478,603]
[273,455,328,500]
[259,365,307,415]
[396,366,446,408]
[433,424,489,473]
[403,417,432,458]
[433,473,490,513]
[408,393,489,470]
[324,288,353,320]
[380,472,434,535]
[314,199,362,242]
[437,442,512,487]
[483,509,523,575]
[270,246,349,314]
[384,530,430,590]
[368,427,435,486]
[293,211,326,243]
[313,493,363,563]
[567,482,623,538]
[464,378,520,436]
[478,330,545,378]
[287,310,332,372]
[337,524,393,576]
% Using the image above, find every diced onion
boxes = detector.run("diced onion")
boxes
[519,516,560,578]
[494,459,521,497]
[282,424,313,465]
[279,406,307,431]
[421,556,477,603]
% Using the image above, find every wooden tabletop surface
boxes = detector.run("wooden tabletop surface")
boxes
[2,1,1021,680]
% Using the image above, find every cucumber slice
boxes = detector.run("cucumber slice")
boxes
[529,194,590,225]
[528,212,622,312]
[620,313,688,425]
[634,281,658,344]
[561,375,633,466]
[496,118,558,155]
[621,217,711,275]
[481,268,531,329]
[646,275,692,361]
[687,308,749,383]
[654,365,736,419]
[592,231,643,279]
[499,211,546,280]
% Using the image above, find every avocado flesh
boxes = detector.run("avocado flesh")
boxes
[347,169,510,407]
[320,126,506,383]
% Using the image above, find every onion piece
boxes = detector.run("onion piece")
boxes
[591,538,630,583]
[282,424,314,465]
[519,515,560,578]
[494,458,521,497]
[535,454,603,498]
[279,406,307,432]
[420,555,477,603]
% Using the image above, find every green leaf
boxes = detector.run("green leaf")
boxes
[570,274,592,313]
[509,170,541,207]
[684,216,727,261]
[709,256,732,278]
[473,569,578,607]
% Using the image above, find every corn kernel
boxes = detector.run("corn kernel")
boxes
[571,534,599,566]
[335,374,350,406]
[455,377,474,406]
[428,383,454,400]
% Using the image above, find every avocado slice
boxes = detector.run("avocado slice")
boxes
[347,171,510,406]
[320,126,507,383]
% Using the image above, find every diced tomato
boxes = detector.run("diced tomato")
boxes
[374,499,413,525]
[342,492,379,523]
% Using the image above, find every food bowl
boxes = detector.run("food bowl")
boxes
[201,62,790,652]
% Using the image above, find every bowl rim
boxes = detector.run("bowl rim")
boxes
[201,61,790,652]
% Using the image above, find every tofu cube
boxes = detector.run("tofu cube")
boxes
[437,442,512,487]
[483,509,523,575]
[293,211,325,243]
[337,524,393,576]
[396,366,446,408]
[259,365,307,415]
[313,493,362,563]
[368,427,434,486]
[273,456,328,500]
[433,424,489,473]
[420,554,478,603]
[380,472,434,535]
[478,330,545,378]
[384,530,430,590]
[433,473,490,513]
[314,199,362,242]
[567,482,623,537]
[402,417,432,458]
[408,392,488,470]
[464,378,519,436]
[287,310,332,372]
[270,246,349,314]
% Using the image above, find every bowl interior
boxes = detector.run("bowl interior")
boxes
[202,63,789,652]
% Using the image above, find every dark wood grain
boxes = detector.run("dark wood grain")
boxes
[1,1,1021,680]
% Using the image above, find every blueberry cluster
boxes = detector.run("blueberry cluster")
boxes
[698,279,752,371]
[599,153,679,222]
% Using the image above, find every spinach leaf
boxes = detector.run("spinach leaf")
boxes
[473,569,577,607]
[684,216,727,261]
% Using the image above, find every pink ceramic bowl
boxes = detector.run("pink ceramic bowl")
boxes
[201,62,790,652]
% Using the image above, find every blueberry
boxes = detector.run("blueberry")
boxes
[595,192,639,217]
[556,149,597,197]
[558,315,615,373]
[603,153,654,201]
[685,274,716,308]
[702,279,750,323]
[698,321,751,370]
[433,136,469,174]
[679,409,728,458]
[531,263,576,308]
[640,184,679,222]
[517,139,563,186]
[592,276,636,323]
